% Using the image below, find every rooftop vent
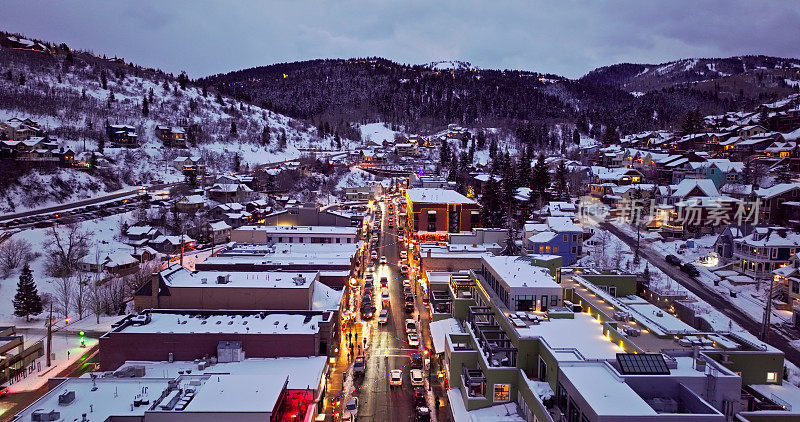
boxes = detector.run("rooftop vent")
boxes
[58,390,76,405]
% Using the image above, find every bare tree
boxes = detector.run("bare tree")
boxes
[53,275,75,318]
[0,237,33,277]
[44,223,92,278]
[73,273,89,320]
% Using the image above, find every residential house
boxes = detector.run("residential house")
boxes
[738,124,768,139]
[207,175,253,203]
[733,226,800,280]
[125,225,162,247]
[210,203,252,227]
[156,125,186,148]
[149,235,196,254]
[772,253,800,325]
[689,159,745,188]
[79,251,140,275]
[0,118,43,141]
[245,199,271,222]
[171,156,203,171]
[205,221,232,245]
[523,217,583,265]
[105,124,138,147]
[174,194,206,213]
[755,183,800,231]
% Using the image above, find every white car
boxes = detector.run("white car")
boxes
[370,251,378,260]
[380,256,387,264]
[389,369,403,387]
[378,308,389,324]
[400,250,408,260]
[365,273,374,283]
[402,279,411,288]
[381,289,390,303]
[344,397,358,419]
[408,333,420,347]
[405,319,418,333]
[410,369,424,386]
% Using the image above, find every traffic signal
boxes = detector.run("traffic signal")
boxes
[79,331,86,347]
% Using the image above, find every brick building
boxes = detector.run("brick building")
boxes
[405,188,481,242]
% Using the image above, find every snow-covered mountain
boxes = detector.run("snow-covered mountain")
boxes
[0,34,358,213]
[422,60,477,71]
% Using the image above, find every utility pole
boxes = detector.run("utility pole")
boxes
[46,303,53,367]
[762,277,774,342]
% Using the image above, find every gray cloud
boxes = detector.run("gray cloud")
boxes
[0,0,797,78]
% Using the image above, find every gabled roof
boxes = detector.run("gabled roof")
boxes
[672,179,719,198]
[755,183,800,199]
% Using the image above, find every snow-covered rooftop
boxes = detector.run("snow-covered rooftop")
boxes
[406,188,476,204]
[560,363,657,416]
[481,256,559,289]
[430,317,464,354]
[514,313,621,360]
[157,264,318,289]
[112,311,326,335]
[234,225,358,235]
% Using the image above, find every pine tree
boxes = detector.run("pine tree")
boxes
[142,96,149,117]
[162,79,169,91]
[216,92,225,105]
[334,132,342,149]
[202,85,208,97]
[488,138,497,159]
[531,153,550,207]
[572,128,580,145]
[555,160,568,198]
[5,70,12,81]
[13,264,43,322]
[18,73,25,85]
[476,130,486,150]
[601,125,619,145]
[178,71,188,90]
[100,70,108,89]
[233,152,241,173]
[439,141,451,168]
[107,90,115,108]
[261,126,271,146]
[230,121,238,136]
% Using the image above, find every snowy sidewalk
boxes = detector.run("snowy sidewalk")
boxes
[2,334,98,392]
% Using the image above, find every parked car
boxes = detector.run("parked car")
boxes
[410,369,424,386]
[381,289,390,304]
[405,319,418,333]
[400,265,409,274]
[404,302,415,313]
[681,263,700,277]
[344,397,358,419]
[371,251,378,260]
[400,250,408,260]
[380,256,387,264]
[414,387,426,405]
[389,369,403,387]
[378,309,389,324]
[408,333,420,347]
[403,279,411,288]
[665,254,681,266]
[415,405,431,421]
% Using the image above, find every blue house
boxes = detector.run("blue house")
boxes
[690,159,744,188]
[524,217,584,265]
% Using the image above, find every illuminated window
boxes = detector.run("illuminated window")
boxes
[767,372,778,383]
[493,384,510,402]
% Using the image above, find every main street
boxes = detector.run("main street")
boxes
[345,194,450,421]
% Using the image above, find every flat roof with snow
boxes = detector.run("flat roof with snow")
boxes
[158,265,318,289]
[234,225,358,235]
[406,188,476,204]
[560,363,657,416]
[515,313,622,360]
[110,311,326,335]
[481,256,559,289]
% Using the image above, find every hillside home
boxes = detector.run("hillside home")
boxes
[174,194,206,212]
[755,183,800,231]
[149,235,196,254]
[207,176,254,203]
[524,217,583,265]
[0,117,43,141]
[733,227,800,280]
[689,159,745,188]
[105,124,138,147]
[156,125,186,147]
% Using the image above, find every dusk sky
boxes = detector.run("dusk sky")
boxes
[1,0,799,79]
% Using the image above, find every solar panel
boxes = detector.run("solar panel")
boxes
[616,353,670,375]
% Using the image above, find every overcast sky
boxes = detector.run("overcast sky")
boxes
[1,1,799,79]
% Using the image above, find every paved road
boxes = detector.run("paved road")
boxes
[602,222,800,367]
[351,198,449,422]
[0,345,98,422]
[0,183,175,223]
